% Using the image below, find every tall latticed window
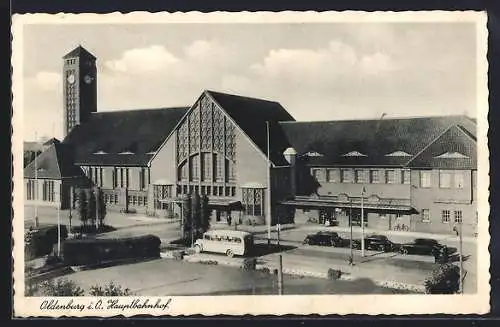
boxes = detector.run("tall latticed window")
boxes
[242,188,265,216]
[190,155,200,181]
[202,153,212,182]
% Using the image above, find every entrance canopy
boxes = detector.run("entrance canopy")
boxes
[279,197,414,212]
[161,197,242,209]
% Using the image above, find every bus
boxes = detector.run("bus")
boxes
[193,230,254,257]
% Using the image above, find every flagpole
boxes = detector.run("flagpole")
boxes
[34,131,39,228]
[361,186,366,257]
[266,121,272,246]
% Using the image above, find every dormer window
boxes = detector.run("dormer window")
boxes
[146,151,156,155]
[342,151,367,157]
[118,151,134,155]
[305,151,323,157]
[434,152,470,159]
[93,150,107,155]
[385,151,412,157]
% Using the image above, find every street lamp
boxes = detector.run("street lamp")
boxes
[453,222,464,294]
[361,186,366,257]
[349,199,354,265]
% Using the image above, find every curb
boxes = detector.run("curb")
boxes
[161,251,424,293]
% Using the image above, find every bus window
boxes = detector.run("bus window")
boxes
[233,237,241,243]
[204,234,211,240]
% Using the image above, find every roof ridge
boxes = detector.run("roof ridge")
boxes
[205,90,280,104]
[278,115,472,124]
[95,106,190,114]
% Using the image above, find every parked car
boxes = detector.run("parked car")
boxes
[349,235,394,252]
[399,238,447,256]
[364,234,395,252]
[303,231,343,247]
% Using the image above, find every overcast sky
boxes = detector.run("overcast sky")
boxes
[21,22,477,141]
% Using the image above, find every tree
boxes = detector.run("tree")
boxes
[181,194,192,242]
[191,193,201,242]
[200,194,211,234]
[87,189,97,230]
[77,188,88,231]
[424,263,460,294]
[96,188,107,229]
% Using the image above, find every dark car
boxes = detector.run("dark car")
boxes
[303,231,343,247]
[399,238,447,256]
[350,235,394,252]
[364,234,394,252]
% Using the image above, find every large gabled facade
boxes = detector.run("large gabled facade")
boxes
[148,90,295,226]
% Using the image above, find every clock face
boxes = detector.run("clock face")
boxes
[84,75,94,84]
[67,74,76,84]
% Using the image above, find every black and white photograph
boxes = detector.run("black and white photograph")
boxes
[12,11,489,316]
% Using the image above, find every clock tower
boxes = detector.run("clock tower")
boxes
[62,45,97,138]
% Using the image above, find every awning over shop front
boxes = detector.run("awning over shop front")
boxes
[279,198,414,212]
[152,179,174,185]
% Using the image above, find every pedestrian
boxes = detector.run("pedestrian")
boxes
[227,215,232,226]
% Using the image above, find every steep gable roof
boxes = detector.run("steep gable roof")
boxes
[62,107,189,166]
[407,125,477,169]
[24,143,86,179]
[63,45,96,59]
[206,90,295,165]
[278,115,476,167]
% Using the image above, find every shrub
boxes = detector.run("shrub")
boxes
[45,254,63,266]
[89,281,131,296]
[172,250,184,261]
[424,263,460,294]
[38,278,85,296]
[327,268,342,280]
[25,225,68,258]
[242,258,257,271]
[62,234,161,266]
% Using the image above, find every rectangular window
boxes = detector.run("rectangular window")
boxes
[312,168,326,182]
[454,172,465,189]
[138,196,143,206]
[132,195,138,206]
[125,168,129,188]
[454,210,463,223]
[99,168,103,187]
[421,209,430,222]
[120,168,124,188]
[140,168,146,189]
[231,187,236,197]
[113,168,118,188]
[402,169,411,184]
[341,169,354,183]
[439,170,452,188]
[326,169,340,183]
[206,186,211,196]
[370,170,380,184]
[420,171,431,188]
[442,210,450,223]
[386,170,396,184]
[355,169,368,184]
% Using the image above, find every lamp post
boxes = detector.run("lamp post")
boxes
[361,186,366,257]
[57,183,61,257]
[349,199,354,265]
[266,121,272,246]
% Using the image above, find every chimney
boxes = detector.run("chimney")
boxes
[283,147,297,197]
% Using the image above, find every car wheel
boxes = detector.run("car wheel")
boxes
[303,239,310,245]
[194,244,202,254]
[226,249,234,258]
[400,247,408,255]
[378,245,385,252]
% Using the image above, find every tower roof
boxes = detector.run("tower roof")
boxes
[63,45,96,60]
